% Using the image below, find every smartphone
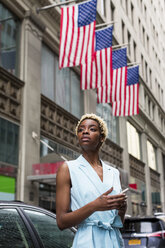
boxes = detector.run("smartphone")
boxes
[121,188,129,194]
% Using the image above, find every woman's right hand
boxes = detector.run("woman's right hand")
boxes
[93,187,127,211]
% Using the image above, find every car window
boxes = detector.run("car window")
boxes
[121,219,162,233]
[0,208,35,248]
[24,209,74,248]
[158,216,165,229]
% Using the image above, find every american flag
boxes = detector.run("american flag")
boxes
[59,0,97,69]
[112,66,139,116]
[97,47,127,103]
[81,25,113,89]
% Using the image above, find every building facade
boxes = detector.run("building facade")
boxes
[0,0,165,216]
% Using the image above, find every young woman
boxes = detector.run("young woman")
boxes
[56,113,127,248]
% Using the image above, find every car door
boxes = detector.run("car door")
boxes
[0,207,38,248]
[23,208,75,248]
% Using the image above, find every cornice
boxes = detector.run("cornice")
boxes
[0,0,28,19]
[0,67,24,88]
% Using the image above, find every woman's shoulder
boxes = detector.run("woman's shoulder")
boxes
[66,155,82,167]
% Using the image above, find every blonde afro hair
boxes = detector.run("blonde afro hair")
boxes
[75,113,108,141]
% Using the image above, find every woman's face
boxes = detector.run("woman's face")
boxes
[77,119,103,151]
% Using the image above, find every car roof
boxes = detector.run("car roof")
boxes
[125,216,165,221]
[0,201,77,233]
[0,201,56,216]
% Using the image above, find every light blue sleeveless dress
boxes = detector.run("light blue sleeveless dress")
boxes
[67,155,124,248]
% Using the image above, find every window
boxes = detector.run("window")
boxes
[149,69,152,89]
[158,84,160,101]
[127,31,131,55]
[145,61,148,82]
[131,3,134,25]
[138,19,141,40]
[140,0,143,11]
[0,117,19,165]
[0,208,35,247]
[133,41,136,61]
[70,70,84,118]
[141,54,144,76]
[100,0,106,17]
[144,4,147,19]
[147,35,149,53]
[127,121,140,160]
[41,45,55,101]
[125,0,128,15]
[39,183,56,212]
[0,3,20,75]
[24,209,74,248]
[110,1,115,21]
[142,26,145,46]
[40,137,79,160]
[152,104,155,120]
[122,219,162,233]
[163,154,165,180]
[161,116,163,131]
[122,20,125,43]
[148,98,151,116]
[161,89,164,107]
[41,44,84,118]
[96,103,118,143]
[147,140,157,170]
[55,65,70,112]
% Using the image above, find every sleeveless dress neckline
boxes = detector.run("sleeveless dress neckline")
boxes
[67,155,124,248]
[81,155,105,183]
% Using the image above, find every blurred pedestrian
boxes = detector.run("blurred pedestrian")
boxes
[56,113,127,248]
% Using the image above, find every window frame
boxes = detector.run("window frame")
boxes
[41,43,84,118]
[0,2,20,76]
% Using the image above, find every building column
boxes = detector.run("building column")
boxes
[157,147,165,212]
[17,17,44,205]
[118,117,132,215]
[141,132,152,215]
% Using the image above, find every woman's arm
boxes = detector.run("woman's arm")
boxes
[56,162,127,230]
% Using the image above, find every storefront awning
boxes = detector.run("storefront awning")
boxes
[27,174,57,185]
[27,152,68,185]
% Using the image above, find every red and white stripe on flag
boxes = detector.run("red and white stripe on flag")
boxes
[112,83,139,116]
[59,5,95,69]
[81,47,112,90]
[97,66,127,103]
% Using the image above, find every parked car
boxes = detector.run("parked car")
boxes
[121,215,165,248]
[0,201,76,248]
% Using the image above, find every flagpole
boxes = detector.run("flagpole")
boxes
[127,62,140,67]
[95,21,115,28]
[112,43,129,49]
[36,0,77,14]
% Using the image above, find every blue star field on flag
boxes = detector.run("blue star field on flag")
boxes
[112,47,127,69]
[127,66,139,85]
[95,25,113,51]
[78,0,97,27]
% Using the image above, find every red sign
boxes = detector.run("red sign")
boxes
[32,161,63,175]
[129,183,137,190]
[0,164,17,177]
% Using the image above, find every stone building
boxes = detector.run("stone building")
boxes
[0,0,165,216]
